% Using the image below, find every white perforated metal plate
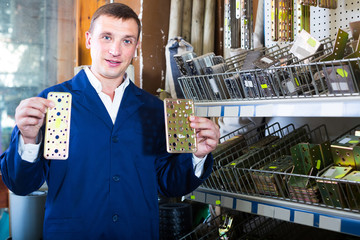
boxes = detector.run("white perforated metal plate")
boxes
[164,98,197,153]
[44,92,72,160]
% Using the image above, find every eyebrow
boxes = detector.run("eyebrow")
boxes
[100,32,137,40]
[100,31,112,36]
[123,34,137,40]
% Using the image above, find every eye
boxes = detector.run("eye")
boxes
[124,39,133,45]
[103,35,111,40]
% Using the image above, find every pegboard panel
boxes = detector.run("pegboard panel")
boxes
[265,0,360,47]
[310,1,360,40]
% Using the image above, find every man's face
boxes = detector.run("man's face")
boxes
[85,15,139,82]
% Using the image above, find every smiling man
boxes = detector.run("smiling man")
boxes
[85,12,139,99]
[0,3,219,239]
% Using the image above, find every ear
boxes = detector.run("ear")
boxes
[134,41,141,58]
[85,31,91,49]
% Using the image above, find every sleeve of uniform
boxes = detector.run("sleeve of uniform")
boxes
[155,109,214,197]
[156,149,213,197]
[0,126,48,196]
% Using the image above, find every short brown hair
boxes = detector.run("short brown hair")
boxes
[89,3,141,39]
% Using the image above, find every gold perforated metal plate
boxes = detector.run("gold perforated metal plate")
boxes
[164,98,197,153]
[321,29,348,61]
[44,92,72,160]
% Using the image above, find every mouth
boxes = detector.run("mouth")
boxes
[106,59,121,65]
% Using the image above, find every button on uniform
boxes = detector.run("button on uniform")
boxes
[112,136,119,143]
[112,214,119,222]
[112,175,120,182]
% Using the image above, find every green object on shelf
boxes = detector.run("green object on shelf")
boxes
[192,203,210,228]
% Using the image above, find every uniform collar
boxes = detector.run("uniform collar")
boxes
[84,66,130,94]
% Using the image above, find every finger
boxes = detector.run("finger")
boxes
[196,138,218,157]
[17,107,47,120]
[197,129,220,141]
[17,116,43,127]
[189,116,208,124]
[190,117,215,130]
[200,138,218,149]
[19,97,55,114]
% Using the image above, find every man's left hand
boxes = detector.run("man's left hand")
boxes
[189,116,220,158]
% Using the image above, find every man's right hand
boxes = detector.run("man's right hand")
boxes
[15,97,55,144]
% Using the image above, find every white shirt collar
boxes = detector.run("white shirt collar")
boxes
[84,66,130,94]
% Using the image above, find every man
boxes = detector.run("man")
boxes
[0,3,219,239]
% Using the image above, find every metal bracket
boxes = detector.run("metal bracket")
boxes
[44,92,72,160]
[321,29,349,61]
[164,98,197,153]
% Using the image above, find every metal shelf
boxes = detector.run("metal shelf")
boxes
[194,95,360,117]
[185,123,360,238]
[181,0,360,238]
[185,187,360,237]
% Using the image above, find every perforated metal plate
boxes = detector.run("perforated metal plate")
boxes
[164,98,197,153]
[44,92,72,160]
[321,29,349,61]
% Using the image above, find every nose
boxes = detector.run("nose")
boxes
[108,42,121,56]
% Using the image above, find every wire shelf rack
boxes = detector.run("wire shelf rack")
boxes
[179,56,360,102]
[179,207,353,240]
[203,123,360,213]
[178,36,360,103]
[179,211,295,240]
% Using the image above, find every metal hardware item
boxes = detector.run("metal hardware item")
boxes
[331,135,360,169]
[299,0,317,6]
[44,92,72,160]
[224,74,244,99]
[343,171,360,209]
[253,56,279,69]
[323,65,358,94]
[349,21,360,41]
[251,156,293,197]
[288,168,321,203]
[271,0,278,41]
[164,98,197,153]
[317,166,352,207]
[318,0,337,9]
[321,29,348,61]
[173,51,197,76]
[192,53,216,75]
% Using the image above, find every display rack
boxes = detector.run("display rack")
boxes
[180,1,360,237]
[184,188,360,237]
[185,124,360,237]
[180,209,316,239]
[179,56,360,117]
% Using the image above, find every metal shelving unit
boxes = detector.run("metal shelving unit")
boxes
[183,123,360,237]
[177,1,360,237]
[184,188,360,237]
